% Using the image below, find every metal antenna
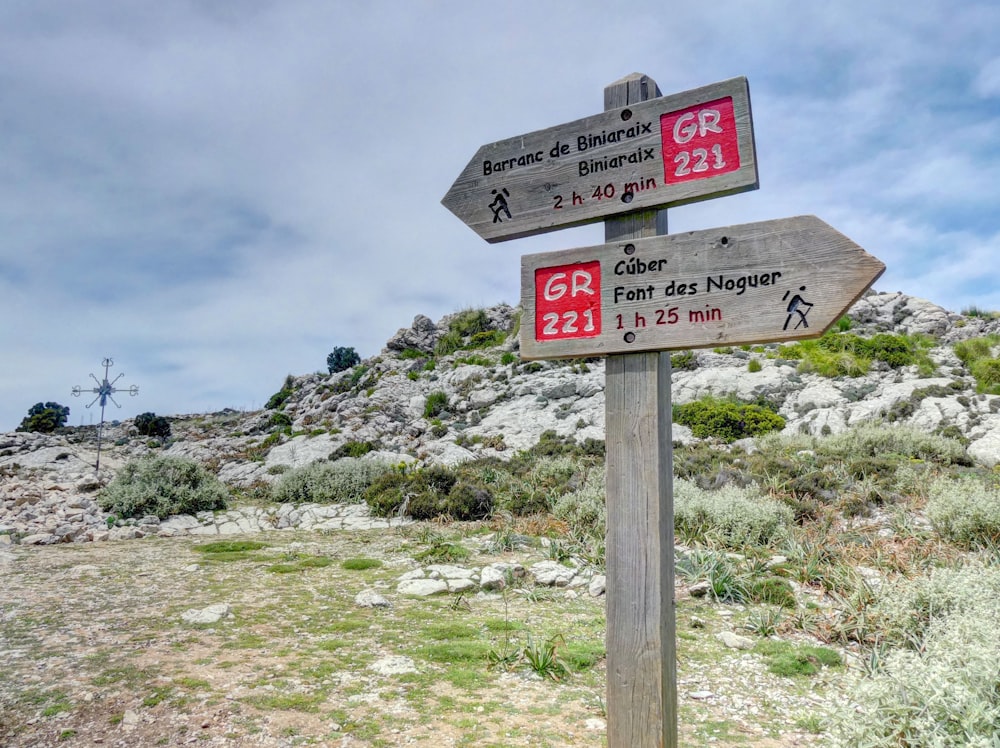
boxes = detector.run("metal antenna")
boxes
[72,358,139,473]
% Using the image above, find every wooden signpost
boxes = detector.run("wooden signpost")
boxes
[442,72,885,748]
[442,77,757,243]
[519,215,886,360]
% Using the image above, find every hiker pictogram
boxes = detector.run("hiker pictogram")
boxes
[782,286,813,330]
[489,188,512,223]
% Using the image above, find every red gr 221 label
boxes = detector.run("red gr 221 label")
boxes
[660,96,740,185]
[534,261,602,341]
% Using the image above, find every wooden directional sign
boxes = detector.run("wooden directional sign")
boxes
[442,77,758,243]
[520,215,885,359]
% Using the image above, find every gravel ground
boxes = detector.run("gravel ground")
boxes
[0,525,844,747]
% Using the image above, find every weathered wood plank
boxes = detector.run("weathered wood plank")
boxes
[442,76,756,242]
[519,215,886,359]
[603,72,677,748]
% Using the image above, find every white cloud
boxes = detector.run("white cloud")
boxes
[973,57,1000,97]
[2,0,1000,429]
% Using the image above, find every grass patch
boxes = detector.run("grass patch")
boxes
[266,555,334,573]
[341,557,383,571]
[753,639,841,676]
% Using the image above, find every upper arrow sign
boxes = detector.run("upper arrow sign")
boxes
[519,215,885,359]
[442,77,758,243]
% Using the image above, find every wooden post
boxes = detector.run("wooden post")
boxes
[603,73,677,748]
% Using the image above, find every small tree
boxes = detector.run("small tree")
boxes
[134,412,171,439]
[327,346,361,374]
[17,402,70,433]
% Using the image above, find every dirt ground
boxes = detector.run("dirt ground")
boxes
[0,527,838,747]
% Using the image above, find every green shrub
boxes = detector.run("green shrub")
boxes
[864,333,914,368]
[330,440,377,459]
[434,330,463,356]
[424,391,448,418]
[529,429,605,458]
[754,640,841,677]
[780,331,934,378]
[271,458,393,504]
[926,476,1000,548]
[500,352,517,365]
[363,471,409,516]
[326,346,361,374]
[331,364,372,395]
[449,309,491,337]
[954,335,998,365]
[670,350,697,371]
[266,375,296,410]
[673,479,793,548]
[409,479,492,520]
[365,465,492,520]
[673,397,785,442]
[466,330,506,349]
[17,401,70,433]
[822,423,970,465]
[134,412,171,439]
[98,456,228,519]
[456,354,492,367]
[971,357,1000,394]
[268,412,292,430]
[747,358,762,373]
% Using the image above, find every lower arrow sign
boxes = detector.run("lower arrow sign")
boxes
[519,215,885,360]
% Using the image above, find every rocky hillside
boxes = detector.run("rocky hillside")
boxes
[3,290,1000,541]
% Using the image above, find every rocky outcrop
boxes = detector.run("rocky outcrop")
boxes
[5,291,1000,545]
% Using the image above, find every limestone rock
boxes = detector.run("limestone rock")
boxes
[397,578,449,597]
[355,590,391,608]
[181,603,231,624]
[530,560,576,587]
[716,631,755,650]
[386,314,439,354]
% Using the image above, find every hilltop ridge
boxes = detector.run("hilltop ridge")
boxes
[4,290,1000,491]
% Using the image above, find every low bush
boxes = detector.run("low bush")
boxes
[434,330,464,356]
[954,335,999,365]
[954,334,1000,392]
[670,350,697,370]
[408,479,492,520]
[466,330,506,349]
[552,469,606,543]
[134,412,171,439]
[527,430,604,458]
[449,308,491,337]
[268,412,292,430]
[673,397,785,442]
[329,440,378,460]
[830,564,1000,746]
[424,391,448,418]
[364,465,492,520]
[271,458,393,504]
[926,476,1000,548]
[265,375,296,410]
[780,331,935,378]
[673,479,793,548]
[98,456,229,519]
[822,422,971,465]
[970,357,1000,394]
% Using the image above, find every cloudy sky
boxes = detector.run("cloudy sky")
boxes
[2,0,998,431]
